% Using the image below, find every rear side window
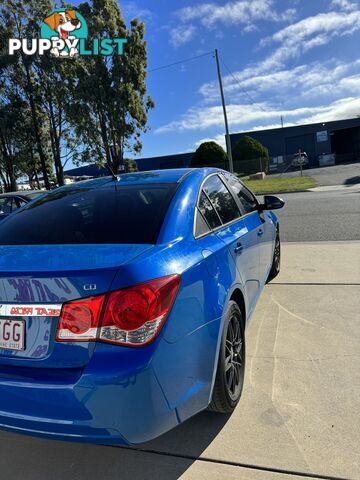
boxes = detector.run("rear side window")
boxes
[223,173,258,215]
[195,208,211,237]
[198,191,221,230]
[0,184,176,245]
[16,198,27,208]
[0,197,14,215]
[203,175,240,224]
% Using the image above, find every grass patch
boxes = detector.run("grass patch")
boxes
[241,175,317,194]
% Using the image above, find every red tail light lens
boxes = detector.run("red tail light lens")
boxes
[100,275,180,346]
[56,295,105,341]
[57,275,180,347]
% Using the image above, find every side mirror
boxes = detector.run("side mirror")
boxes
[260,195,285,211]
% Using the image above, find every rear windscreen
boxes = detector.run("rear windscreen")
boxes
[0,184,176,245]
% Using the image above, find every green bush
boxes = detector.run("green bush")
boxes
[232,136,269,174]
[125,159,139,172]
[191,141,228,168]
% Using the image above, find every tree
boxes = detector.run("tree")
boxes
[124,158,138,172]
[192,141,228,167]
[232,135,269,172]
[0,0,55,189]
[0,0,153,188]
[0,92,52,191]
[36,57,81,186]
[233,135,269,160]
[67,0,154,173]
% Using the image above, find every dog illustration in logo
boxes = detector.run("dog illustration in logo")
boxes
[44,10,81,57]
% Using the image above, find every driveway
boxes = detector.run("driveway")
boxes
[0,240,359,480]
[271,162,360,187]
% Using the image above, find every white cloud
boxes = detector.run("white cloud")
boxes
[199,59,360,104]
[195,134,226,149]
[243,23,258,33]
[259,10,360,69]
[155,97,360,134]
[170,25,196,47]
[175,0,296,28]
[300,97,360,124]
[162,2,360,143]
[330,0,358,12]
[271,11,360,44]
[122,1,153,20]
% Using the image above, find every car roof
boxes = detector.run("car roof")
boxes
[0,190,43,198]
[57,168,224,191]
[116,168,226,184]
[10,169,224,198]
[114,169,196,185]
[1,169,228,198]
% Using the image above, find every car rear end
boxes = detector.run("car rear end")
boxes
[0,178,182,444]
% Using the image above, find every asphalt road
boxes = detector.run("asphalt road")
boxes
[264,185,360,242]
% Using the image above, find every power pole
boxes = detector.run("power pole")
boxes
[214,49,234,173]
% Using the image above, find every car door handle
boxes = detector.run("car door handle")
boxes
[257,229,264,237]
[234,243,244,254]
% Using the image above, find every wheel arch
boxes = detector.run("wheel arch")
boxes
[229,288,246,331]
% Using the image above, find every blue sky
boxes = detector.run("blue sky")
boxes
[78,0,360,159]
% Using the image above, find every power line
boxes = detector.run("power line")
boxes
[219,56,267,113]
[148,51,213,73]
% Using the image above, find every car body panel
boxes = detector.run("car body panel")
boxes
[0,168,280,444]
[0,244,152,367]
[258,210,277,283]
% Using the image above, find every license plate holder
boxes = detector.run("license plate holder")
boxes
[0,318,25,351]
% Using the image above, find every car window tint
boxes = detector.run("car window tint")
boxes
[0,198,14,215]
[195,208,211,237]
[203,175,240,224]
[15,198,26,209]
[223,173,257,215]
[0,184,176,245]
[26,192,43,200]
[198,191,221,229]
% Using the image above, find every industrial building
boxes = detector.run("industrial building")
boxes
[64,117,360,178]
[230,117,360,172]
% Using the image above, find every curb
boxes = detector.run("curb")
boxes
[254,189,311,195]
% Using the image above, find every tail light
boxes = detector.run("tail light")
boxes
[56,275,180,347]
[57,295,105,341]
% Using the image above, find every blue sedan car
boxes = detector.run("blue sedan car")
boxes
[0,168,284,444]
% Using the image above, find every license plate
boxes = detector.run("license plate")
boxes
[0,319,25,351]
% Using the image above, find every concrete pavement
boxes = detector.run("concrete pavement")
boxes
[0,241,359,480]
[137,242,360,479]
[272,241,360,284]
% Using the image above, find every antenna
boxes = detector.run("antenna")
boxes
[105,162,117,181]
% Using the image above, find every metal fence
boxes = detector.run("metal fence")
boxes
[268,152,311,175]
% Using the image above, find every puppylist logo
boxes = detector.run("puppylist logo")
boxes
[8,8,127,57]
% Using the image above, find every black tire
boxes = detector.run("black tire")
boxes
[267,230,281,282]
[208,301,245,414]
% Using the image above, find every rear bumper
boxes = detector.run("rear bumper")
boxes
[0,342,179,445]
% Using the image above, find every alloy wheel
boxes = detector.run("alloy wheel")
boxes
[224,314,244,401]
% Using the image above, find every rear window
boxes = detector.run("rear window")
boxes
[0,184,176,245]
[25,192,43,200]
